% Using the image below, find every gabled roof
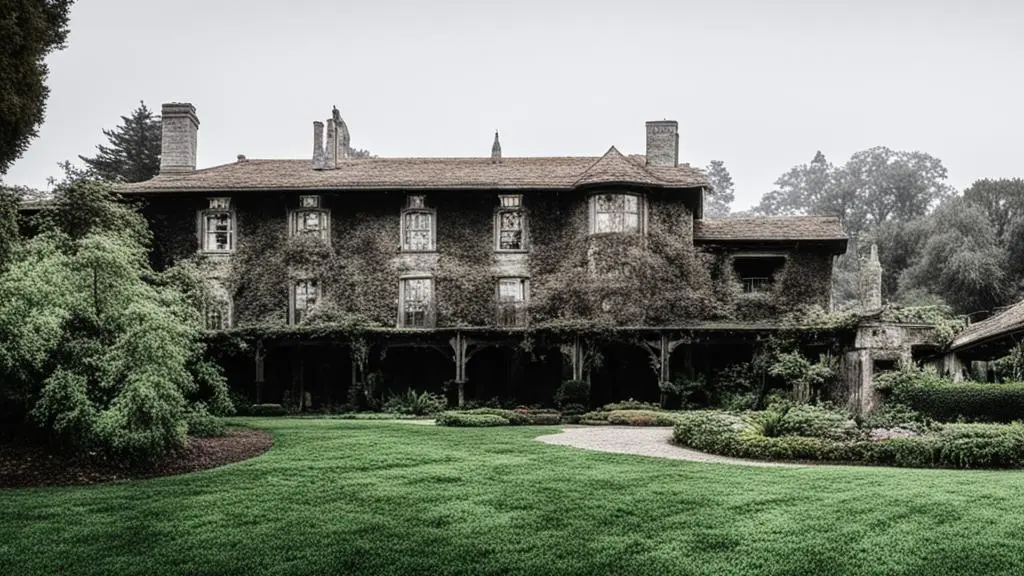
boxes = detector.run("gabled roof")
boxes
[574,147,662,187]
[951,300,1024,352]
[694,216,848,243]
[118,155,708,194]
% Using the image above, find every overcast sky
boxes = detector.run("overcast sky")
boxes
[5,0,1023,209]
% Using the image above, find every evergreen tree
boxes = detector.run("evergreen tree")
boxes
[0,0,73,175]
[79,101,162,183]
[703,160,735,218]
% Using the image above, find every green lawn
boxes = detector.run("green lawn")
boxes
[2,419,1024,576]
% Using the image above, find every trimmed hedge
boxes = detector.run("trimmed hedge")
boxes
[878,369,1024,423]
[580,410,680,426]
[435,412,510,427]
[249,404,288,417]
[186,411,226,438]
[454,408,561,425]
[672,410,1024,469]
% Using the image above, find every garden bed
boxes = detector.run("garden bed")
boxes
[671,407,1024,469]
[0,427,272,489]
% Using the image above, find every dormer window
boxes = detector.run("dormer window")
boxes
[200,197,234,253]
[401,195,435,252]
[495,194,526,251]
[589,193,642,234]
[290,195,329,241]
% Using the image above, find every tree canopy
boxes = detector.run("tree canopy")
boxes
[79,101,162,183]
[703,160,735,219]
[0,0,73,176]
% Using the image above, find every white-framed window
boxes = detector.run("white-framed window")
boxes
[399,277,434,328]
[495,194,526,251]
[290,196,330,241]
[290,279,320,325]
[590,193,642,234]
[200,197,235,253]
[497,277,528,327]
[733,255,787,294]
[401,195,435,251]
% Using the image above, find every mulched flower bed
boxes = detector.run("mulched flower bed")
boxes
[0,427,272,489]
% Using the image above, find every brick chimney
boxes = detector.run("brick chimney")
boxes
[159,103,199,173]
[645,120,678,167]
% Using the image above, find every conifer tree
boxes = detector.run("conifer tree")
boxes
[79,101,162,183]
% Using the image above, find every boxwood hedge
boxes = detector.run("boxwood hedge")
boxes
[876,368,1024,423]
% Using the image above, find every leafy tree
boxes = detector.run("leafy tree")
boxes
[79,101,162,183]
[756,151,833,218]
[963,178,1024,243]
[898,198,1009,316]
[0,186,21,269]
[703,160,735,218]
[0,0,73,175]
[0,174,230,464]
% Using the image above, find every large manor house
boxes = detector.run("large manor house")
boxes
[116,103,930,410]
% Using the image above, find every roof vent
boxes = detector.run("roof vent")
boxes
[237,154,247,163]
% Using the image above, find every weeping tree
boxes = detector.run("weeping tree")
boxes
[0,174,231,465]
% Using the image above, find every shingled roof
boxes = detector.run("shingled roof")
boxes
[950,300,1024,352]
[119,152,708,194]
[694,216,848,244]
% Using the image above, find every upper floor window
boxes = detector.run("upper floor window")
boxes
[401,195,435,252]
[291,195,329,241]
[590,193,641,234]
[400,277,434,328]
[290,279,319,325]
[733,255,786,294]
[495,194,526,251]
[200,197,234,253]
[496,277,527,327]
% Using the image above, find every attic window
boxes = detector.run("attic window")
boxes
[209,197,230,210]
[407,195,425,209]
[299,195,321,209]
[733,256,786,293]
[590,193,642,234]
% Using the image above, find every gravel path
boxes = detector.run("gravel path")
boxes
[536,426,802,468]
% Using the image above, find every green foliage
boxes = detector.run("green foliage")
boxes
[660,373,706,408]
[553,379,589,409]
[186,408,227,438]
[605,410,680,426]
[0,176,229,465]
[992,343,1024,382]
[0,0,72,175]
[0,185,19,269]
[877,365,1024,423]
[78,101,161,183]
[673,410,1024,468]
[453,407,560,425]
[382,389,447,416]
[767,350,838,403]
[249,404,288,417]
[597,399,663,412]
[435,412,510,427]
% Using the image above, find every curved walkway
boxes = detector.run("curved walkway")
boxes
[536,426,802,468]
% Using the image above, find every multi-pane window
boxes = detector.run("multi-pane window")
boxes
[496,194,525,251]
[201,198,234,252]
[402,196,435,251]
[400,278,434,328]
[291,279,319,325]
[733,256,786,294]
[205,298,232,330]
[291,196,329,240]
[592,193,641,234]
[497,278,527,327]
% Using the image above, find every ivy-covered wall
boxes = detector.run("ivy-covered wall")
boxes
[141,188,837,331]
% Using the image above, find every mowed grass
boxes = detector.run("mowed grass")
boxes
[2,419,1024,576]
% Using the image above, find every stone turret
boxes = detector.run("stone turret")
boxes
[491,131,501,163]
[859,244,883,310]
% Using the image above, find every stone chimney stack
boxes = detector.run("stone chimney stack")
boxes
[491,131,501,163]
[645,120,678,167]
[159,103,199,173]
[325,118,337,169]
[312,121,325,169]
[859,244,883,310]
